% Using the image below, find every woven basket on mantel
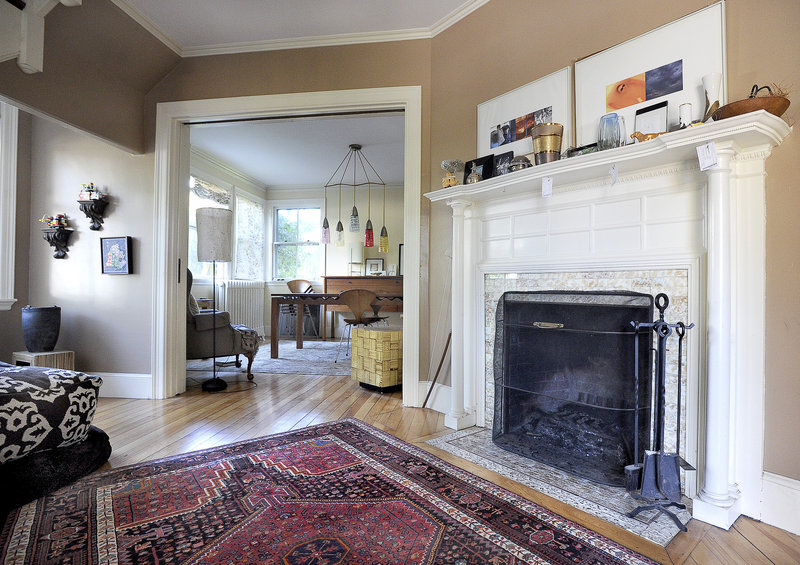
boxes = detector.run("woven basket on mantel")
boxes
[712,95,790,120]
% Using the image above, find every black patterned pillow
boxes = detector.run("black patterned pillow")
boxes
[0,362,103,464]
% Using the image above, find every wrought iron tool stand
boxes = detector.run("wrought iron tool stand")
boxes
[626,293,694,531]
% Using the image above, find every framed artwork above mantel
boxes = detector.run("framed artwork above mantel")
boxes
[477,67,573,157]
[574,1,726,146]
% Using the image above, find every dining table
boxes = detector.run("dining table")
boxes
[269,292,402,358]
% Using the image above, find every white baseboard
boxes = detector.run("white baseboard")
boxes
[761,471,800,535]
[418,381,450,414]
[94,372,152,399]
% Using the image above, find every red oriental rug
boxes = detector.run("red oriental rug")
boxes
[0,419,658,564]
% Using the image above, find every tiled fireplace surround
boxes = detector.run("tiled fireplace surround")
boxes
[426,112,790,530]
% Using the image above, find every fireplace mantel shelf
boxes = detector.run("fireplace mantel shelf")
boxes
[426,110,790,204]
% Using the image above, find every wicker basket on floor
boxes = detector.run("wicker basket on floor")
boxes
[351,327,402,388]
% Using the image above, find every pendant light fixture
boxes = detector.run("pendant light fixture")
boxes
[363,150,374,247]
[378,180,389,253]
[324,146,354,248]
[349,147,360,232]
[323,143,386,246]
[335,187,345,247]
[320,181,331,244]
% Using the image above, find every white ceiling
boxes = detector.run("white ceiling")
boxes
[190,113,405,188]
[111,0,486,56]
[120,2,449,384]
[114,0,482,191]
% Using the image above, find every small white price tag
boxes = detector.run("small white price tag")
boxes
[697,142,718,171]
[542,176,553,198]
[610,164,618,187]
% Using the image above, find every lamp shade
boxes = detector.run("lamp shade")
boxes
[196,207,233,262]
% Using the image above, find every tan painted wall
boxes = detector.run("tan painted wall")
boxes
[734,0,800,481]
[429,0,800,480]
[0,0,179,153]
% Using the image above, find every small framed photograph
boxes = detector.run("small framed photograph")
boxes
[492,151,514,176]
[634,100,669,135]
[463,154,495,184]
[365,258,384,275]
[101,236,132,274]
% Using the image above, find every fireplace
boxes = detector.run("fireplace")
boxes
[492,291,653,485]
[426,114,790,529]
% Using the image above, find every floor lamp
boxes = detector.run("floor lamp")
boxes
[196,207,233,393]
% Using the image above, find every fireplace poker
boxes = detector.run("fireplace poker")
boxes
[624,321,644,492]
[674,322,695,471]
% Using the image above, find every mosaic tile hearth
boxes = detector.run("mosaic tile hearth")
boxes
[428,427,691,547]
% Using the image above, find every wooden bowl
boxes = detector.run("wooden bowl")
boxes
[712,96,790,121]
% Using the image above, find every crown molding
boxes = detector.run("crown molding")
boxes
[430,0,488,36]
[190,147,266,192]
[109,0,487,58]
[181,28,432,57]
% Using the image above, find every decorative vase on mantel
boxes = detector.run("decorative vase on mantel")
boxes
[21,305,61,352]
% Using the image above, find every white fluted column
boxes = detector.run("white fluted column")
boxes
[445,199,475,429]
[693,144,741,528]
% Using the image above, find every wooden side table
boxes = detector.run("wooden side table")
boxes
[12,350,75,371]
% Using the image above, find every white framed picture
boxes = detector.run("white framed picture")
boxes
[574,1,726,146]
[477,66,573,158]
[365,258,384,274]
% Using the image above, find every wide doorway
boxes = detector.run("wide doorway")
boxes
[151,87,423,405]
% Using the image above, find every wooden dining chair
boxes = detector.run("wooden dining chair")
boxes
[279,279,319,338]
[334,289,384,362]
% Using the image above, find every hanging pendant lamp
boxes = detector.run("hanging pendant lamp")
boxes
[324,144,385,244]
[349,148,360,232]
[335,182,345,247]
[321,217,330,244]
[364,219,374,247]
[335,220,345,247]
[321,182,331,244]
[378,180,389,253]
[363,152,374,247]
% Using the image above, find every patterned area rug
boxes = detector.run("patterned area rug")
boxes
[187,339,351,376]
[0,419,658,564]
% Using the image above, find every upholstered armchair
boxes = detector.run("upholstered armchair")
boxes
[186,270,257,379]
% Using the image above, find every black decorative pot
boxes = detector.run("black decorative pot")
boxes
[21,306,61,352]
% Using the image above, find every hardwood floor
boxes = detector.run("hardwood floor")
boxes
[93,370,800,565]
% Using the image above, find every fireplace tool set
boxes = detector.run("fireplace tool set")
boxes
[625,293,694,531]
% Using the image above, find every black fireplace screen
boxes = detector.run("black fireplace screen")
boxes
[492,291,653,486]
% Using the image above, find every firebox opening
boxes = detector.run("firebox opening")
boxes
[492,291,653,486]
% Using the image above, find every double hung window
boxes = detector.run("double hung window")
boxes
[273,207,321,280]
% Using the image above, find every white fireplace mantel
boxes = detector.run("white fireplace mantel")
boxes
[425,110,791,530]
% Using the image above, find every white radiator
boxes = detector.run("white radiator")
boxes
[216,280,266,338]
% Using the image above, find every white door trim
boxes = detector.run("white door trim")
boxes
[152,87,423,404]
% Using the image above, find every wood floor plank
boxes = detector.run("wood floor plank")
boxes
[733,515,800,564]
[666,518,711,565]
[91,369,795,565]
[700,523,774,565]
